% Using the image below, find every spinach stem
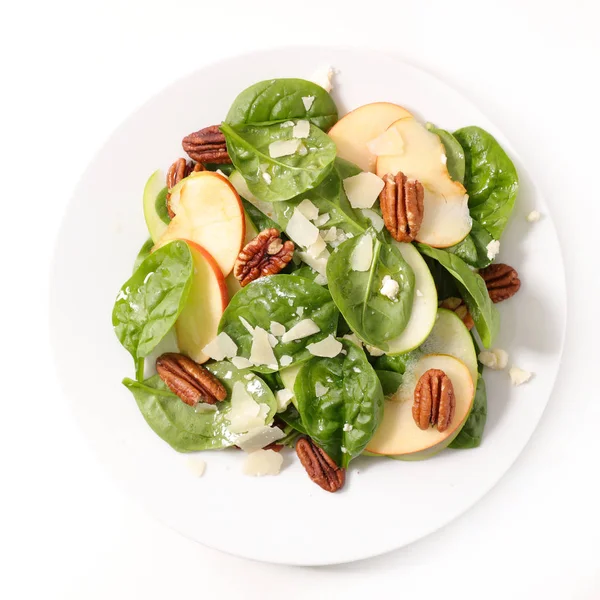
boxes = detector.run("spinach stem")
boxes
[135,358,145,382]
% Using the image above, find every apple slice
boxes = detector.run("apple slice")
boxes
[156,171,245,276]
[175,241,229,364]
[376,118,472,247]
[224,211,258,300]
[327,102,413,172]
[142,170,170,243]
[366,354,475,460]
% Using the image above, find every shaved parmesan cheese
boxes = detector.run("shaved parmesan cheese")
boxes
[486,240,500,260]
[343,333,363,347]
[313,212,331,227]
[311,65,334,92]
[297,144,308,156]
[360,209,384,232]
[279,355,293,367]
[297,249,328,275]
[323,226,338,242]
[242,449,283,476]
[185,457,206,477]
[366,127,404,156]
[267,333,279,347]
[276,388,293,410]
[350,234,373,271]
[262,172,272,184]
[365,344,385,357]
[250,327,278,369]
[306,235,328,259]
[194,403,217,413]
[315,382,329,397]
[343,423,353,432]
[314,274,328,285]
[281,120,295,127]
[343,173,385,209]
[297,198,320,221]
[236,426,284,452]
[269,138,301,158]
[231,356,252,370]
[227,382,266,434]
[270,321,286,337]
[307,335,343,357]
[302,95,315,111]
[202,332,238,361]
[281,319,320,343]
[296,307,305,317]
[380,275,399,301]
[239,316,255,335]
[509,366,533,385]
[286,208,320,247]
[293,119,310,139]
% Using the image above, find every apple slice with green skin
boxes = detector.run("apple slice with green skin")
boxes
[366,354,475,460]
[376,118,472,248]
[143,170,170,243]
[175,241,229,364]
[327,102,413,172]
[224,212,258,300]
[279,363,302,407]
[370,241,438,355]
[155,171,245,277]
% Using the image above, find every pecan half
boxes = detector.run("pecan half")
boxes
[234,228,295,287]
[156,353,227,407]
[182,125,231,164]
[380,172,425,242]
[296,438,345,493]
[413,369,455,432]
[165,158,205,218]
[439,297,474,330]
[479,263,521,303]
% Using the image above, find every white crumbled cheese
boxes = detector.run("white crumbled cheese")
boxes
[185,457,206,477]
[323,226,338,242]
[267,333,279,347]
[279,355,293,367]
[270,321,286,337]
[296,306,305,317]
[494,349,509,369]
[194,403,218,413]
[297,144,308,156]
[315,382,329,397]
[286,208,320,247]
[527,210,541,222]
[313,212,331,227]
[509,366,533,385]
[227,382,266,433]
[479,348,509,370]
[269,138,301,158]
[297,198,320,221]
[202,332,238,361]
[343,333,363,347]
[486,240,501,260]
[360,209,384,232]
[365,344,384,357]
[312,66,335,92]
[314,274,328,285]
[307,335,343,358]
[249,326,278,369]
[242,449,283,476]
[343,173,385,209]
[262,172,272,184]
[350,233,373,271]
[276,388,294,410]
[341,446,348,454]
[366,127,404,156]
[293,119,310,139]
[306,235,328,259]
[231,356,253,370]
[297,249,328,276]
[236,426,285,452]
[416,289,424,297]
[281,319,320,343]
[244,373,255,380]
[281,120,295,128]
[379,275,400,301]
[239,316,255,335]
[343,423,353,432]
[302,95,315,111]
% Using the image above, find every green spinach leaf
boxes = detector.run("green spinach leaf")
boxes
[449,375,487,449]
[113,240,193,373]
[220,121,336,203]
[241,198,280,232]
[417,244,499,347]
[453,126,518,240]
[225,78,338,131]
[155,186,171,226]
[447,219,494,269]
[295,340,384,467]
[277,403,307,435]
[218,274,339,372]
[375,370,404,397]
[133,238,154,273]
[426,123,465,184]
[326,230,415,348]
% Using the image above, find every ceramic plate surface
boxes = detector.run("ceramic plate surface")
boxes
[50,46,566,565]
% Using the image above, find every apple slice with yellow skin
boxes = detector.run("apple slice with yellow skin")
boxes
[376,118,472,248]
[156,171,245,277]
[175,241,229,364]
[366,354,475,460]
[327,102,413,172]
[224,212,258,301]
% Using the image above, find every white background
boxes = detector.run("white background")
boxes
[1,0,599,598]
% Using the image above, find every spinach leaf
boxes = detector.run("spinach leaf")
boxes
[294,340,384,467]
[133,238,154,273]
[422,256,460,301]
[447,219,494,269]
[453,126,518,240]
[220,121,336,203]
[204,163,235,176]
[372,353,410,374]
[218,274,339,372]
[326,230,415,348]
[241,198,280,232]
[225,78,338,131]
[113,240,193,374]
[426,123,465,184]
[417,244,499,347]
[155,186,171,226]
[375,370,404,397]
[277,403,307,435]
[449,375,487,449]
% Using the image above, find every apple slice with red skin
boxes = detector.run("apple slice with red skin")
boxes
[156,171,245,277]
[175,241,229,364]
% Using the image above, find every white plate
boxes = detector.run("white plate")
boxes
[50,47,566,566]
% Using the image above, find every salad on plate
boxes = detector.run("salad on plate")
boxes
[112,70,533,492]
